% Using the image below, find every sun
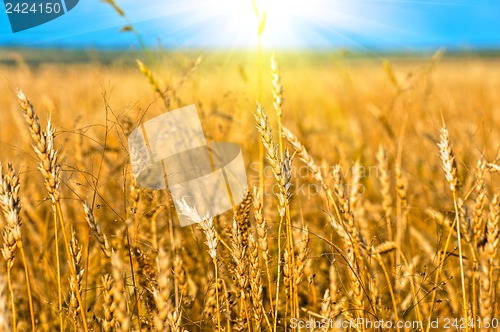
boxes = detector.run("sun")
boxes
[251,0,312,46]
[153,0,395,49]
[178,0,321,48]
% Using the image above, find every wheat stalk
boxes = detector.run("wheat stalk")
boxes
[479,194,499,323]
[433,125,468,332]
[0,163,36,332]
[282,126,343,226]
[248,233,268,330]
[153,248,173,332]
[176,199,220,331]
[473,159,487,244]
[230,217,252,332]
[101,274,116,332]
[253,187,274,318]
[255,103,298,324]
[254,102,290,215]
[486,162,500,173]
[84,201,112,258]
[271,52,284,157]
[0,273,10,331]
[18,89,90,332]
[111,252,130,332]
[17,89,61,203]
[331,165,365,320]
[173,252,188,306]
[68,232,84,330]
[377,147,393,243]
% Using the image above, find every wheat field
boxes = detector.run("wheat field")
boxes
[0,50,499,331]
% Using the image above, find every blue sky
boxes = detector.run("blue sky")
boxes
[0,0,499,50]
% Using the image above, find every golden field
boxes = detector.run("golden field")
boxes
[0,51,499,331]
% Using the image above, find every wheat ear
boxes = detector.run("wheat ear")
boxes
[436,126,468,331]
[0,163,36,332]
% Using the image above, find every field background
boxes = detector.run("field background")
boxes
[0,48,499,331]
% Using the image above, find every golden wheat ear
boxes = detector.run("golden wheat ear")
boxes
[0,163,36,332]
